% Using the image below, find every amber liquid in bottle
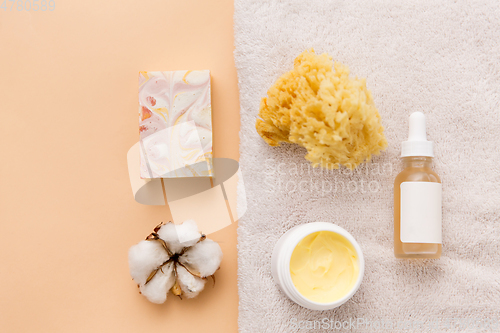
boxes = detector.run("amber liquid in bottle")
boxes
[394,156,441,259]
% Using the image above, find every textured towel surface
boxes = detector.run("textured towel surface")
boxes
[235,1,500,332]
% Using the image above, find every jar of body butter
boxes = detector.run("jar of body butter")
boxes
[271,222,365,310]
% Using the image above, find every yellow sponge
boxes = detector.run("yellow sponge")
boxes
[256,50,387,169]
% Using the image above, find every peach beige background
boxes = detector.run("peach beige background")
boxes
[0,0,240,332]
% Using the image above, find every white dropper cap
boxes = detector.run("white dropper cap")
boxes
[401,112,434,157]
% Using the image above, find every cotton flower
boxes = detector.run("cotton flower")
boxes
[128,220,223,304]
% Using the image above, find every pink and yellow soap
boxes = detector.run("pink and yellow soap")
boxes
[139,70,213,178]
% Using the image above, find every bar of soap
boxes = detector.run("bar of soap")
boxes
[139,70,213,178]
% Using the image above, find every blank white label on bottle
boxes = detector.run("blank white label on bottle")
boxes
[400,182,442,244]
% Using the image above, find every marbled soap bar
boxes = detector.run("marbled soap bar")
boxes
[139,70,213,178]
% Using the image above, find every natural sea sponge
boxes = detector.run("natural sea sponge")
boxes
[256,50,387,169]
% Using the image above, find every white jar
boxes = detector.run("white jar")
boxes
[271,222,365,310]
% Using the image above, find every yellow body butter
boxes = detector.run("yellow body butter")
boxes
[290,231,359,303]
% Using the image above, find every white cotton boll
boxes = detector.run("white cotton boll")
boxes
[139,262,175,304]
[179,239,223,277]
[157,220,201,254]
[176,265,206,298]
[129,240,170,285]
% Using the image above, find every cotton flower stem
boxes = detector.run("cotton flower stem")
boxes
[171,264,182,299]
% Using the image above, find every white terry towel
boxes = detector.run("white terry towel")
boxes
[234,1,500,332]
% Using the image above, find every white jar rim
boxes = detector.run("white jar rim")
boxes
[271,222,365,310]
